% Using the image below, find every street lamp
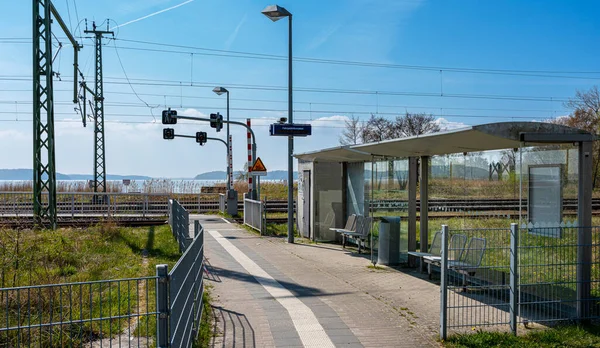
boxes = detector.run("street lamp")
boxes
[212,87,231,191]
[262,4,294,244]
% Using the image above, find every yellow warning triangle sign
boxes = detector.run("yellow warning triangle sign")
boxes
[251,157,267,172]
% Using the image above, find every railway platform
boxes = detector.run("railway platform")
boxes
[198,214,440,348]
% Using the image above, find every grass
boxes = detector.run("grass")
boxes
[444,325,600,348]
[0,223,180,287]
[264,222,298,237]
[0,223,181,347]
[194,286,215,348]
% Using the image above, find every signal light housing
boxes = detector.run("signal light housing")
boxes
[209,113,223,132]
[196,131,207,145]
[162,109,178,125]
[163,128,175,140]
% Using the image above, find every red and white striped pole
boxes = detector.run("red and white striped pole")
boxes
[247,118,252,198]
[229,135,233,190]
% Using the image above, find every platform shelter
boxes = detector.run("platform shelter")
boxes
[296,122,594,247]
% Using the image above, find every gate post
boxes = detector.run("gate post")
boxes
[440,224,449,340]
[509,223,518,335]
[156,264,169,347]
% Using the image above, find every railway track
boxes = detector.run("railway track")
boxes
[0,216,167,229]
[232,198,600,214]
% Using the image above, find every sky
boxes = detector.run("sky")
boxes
[0,0,599,178]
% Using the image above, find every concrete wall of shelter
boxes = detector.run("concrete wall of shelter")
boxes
[297,160,313,239]
[313,161,344,241]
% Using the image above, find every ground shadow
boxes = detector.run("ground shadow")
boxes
[210,305,257,348]
[204,257,222,283]
[210,265,354,299]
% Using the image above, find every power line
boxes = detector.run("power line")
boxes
[0,94,565,113]
[112,40,160,121]
[0,76,573,103]
[0,100,559,120]
[3,36,600,80]
[108,43,600,81]
[0,109,551,124]
[64,0,73,33]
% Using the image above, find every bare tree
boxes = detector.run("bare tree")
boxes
[361,114,395,143]
[395,112,441,137]
[236,162,249,182]
[561,85,600,187]
[339,115,363,145]
[565,85,600,118]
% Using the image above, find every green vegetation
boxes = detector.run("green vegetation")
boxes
[0,223,180,287]
[264,222,298,237]
[444,326,600,348]
[0,223,181,347]
[194,286,215,348]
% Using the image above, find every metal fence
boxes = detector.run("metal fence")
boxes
[243,198,264,234]
[156,221,205,348]
[0,192,299,219]
[219,194,226,214]
[0,277,158,347]
[439,223,600,339]
[0,192,171,217]
[0,199,205,347]
[169,199,192,252]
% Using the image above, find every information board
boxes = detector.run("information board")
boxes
[528,165,563,237]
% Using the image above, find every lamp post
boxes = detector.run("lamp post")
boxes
[262,4,294,244]
[212,87,231,191]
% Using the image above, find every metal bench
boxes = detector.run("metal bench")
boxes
[407,231,442,273]
[423,233,468,279]
[341,216,373,253]
[329,214,357,235]
[424,236,487,284]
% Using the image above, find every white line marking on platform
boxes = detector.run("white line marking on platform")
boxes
[208,230,335,348]
[221,218,232,224]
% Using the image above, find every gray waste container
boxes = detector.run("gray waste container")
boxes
[378,217,401,266]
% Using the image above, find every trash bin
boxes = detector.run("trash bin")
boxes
[378,216,401,266]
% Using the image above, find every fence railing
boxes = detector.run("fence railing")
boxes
[0,199,205,347]
[244,198,264,234]
[0,277,158,347]
[439,223,600,339]
[157,220,204,348]
[0,192,298,218]
[219,194,226,214]
[0,192,172,217]
[169,199,192,253]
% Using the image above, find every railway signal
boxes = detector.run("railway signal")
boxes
[163,128,175,140]
[196,131,207,145]
[162,109,178,125]
[210,113,223,132]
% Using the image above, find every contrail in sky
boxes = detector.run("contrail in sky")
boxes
[111,0,195,30]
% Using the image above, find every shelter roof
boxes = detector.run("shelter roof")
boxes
[295,122,594,163]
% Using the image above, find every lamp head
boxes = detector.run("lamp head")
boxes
[212,87,228,96]
[261,5,291,22]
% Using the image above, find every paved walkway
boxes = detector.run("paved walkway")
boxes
[198,215,441,348]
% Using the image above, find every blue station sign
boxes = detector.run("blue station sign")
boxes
[269,123,312,137]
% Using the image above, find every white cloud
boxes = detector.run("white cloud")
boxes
[0,129,28,140]
[181,108,208,118]
[308,115,349,126]
[309,22,343,50]
[434,118,469,131]
[225,14,247,50]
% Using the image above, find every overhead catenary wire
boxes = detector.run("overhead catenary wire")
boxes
[0,108,555,124]
[0,89,567,113]
[112,40,160,121]
[0,76,574,103]
[0,99,561,119]
[107,44,600,81]
[2,36,600,79]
